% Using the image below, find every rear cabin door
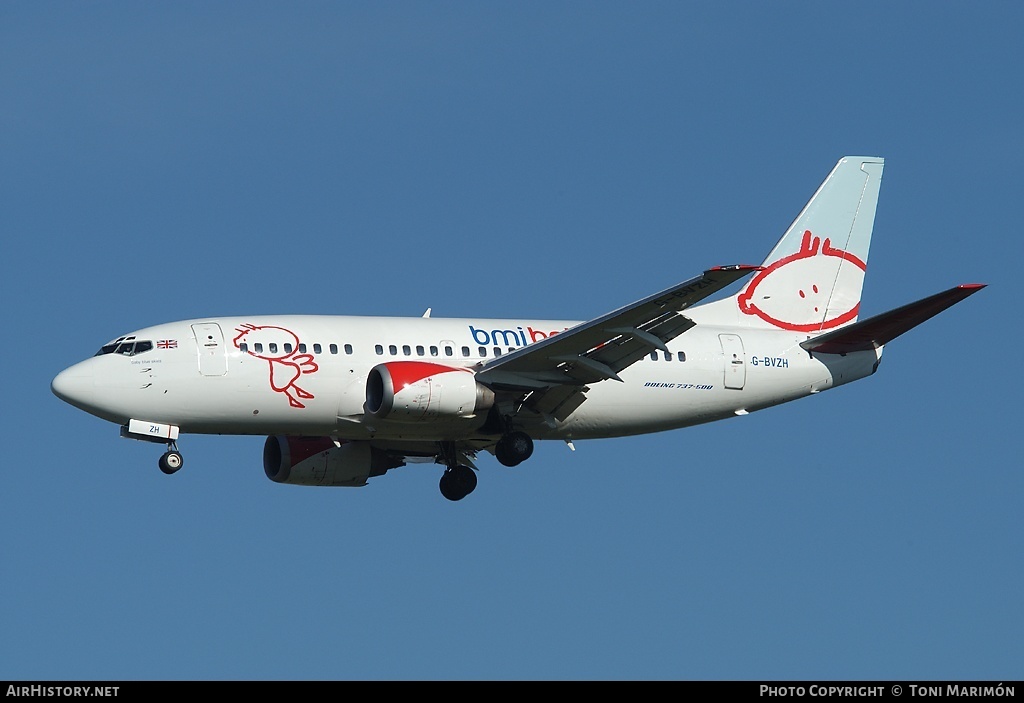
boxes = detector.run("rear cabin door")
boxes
[719,333,746,390]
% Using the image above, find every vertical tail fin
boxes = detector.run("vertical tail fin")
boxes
[733,156,884,333]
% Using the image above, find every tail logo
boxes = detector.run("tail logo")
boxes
[737,230,867,332]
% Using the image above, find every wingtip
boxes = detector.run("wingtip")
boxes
[958,283,987,290]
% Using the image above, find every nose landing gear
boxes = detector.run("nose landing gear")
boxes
[158,442,184,475]
[120,421,184,476]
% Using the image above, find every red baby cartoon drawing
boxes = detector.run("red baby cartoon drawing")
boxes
[233,324,318,408]
[737,230,867,332]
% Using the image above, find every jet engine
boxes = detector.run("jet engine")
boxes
[263,436,403,486]
[364,361,495,421]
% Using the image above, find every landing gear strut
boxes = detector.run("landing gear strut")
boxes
[495,430,534,467]
[158,442,183,475]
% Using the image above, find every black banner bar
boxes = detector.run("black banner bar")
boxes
[2,681,1021,697]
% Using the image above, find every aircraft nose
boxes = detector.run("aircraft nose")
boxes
[51,365,94,407]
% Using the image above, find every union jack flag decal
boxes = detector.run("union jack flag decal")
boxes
[157,340,178,349]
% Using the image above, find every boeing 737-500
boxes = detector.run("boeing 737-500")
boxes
[51,156,985,500]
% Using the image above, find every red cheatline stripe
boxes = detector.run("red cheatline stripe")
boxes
[385,361,467,389]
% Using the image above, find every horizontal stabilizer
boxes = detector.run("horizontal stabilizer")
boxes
[800,284,986,354]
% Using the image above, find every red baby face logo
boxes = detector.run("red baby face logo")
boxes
[737,230,867,332]
[233,324,318,408]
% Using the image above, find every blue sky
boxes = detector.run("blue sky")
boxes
[2,2,1020,681]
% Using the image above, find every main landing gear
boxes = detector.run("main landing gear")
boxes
[439,464,477,501]
[158,442,184,475]
[437,441,478,501]
[435,429,535,501]
[495,430,533,467]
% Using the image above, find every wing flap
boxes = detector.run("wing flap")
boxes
[525,385,590,422]
[800,284,986,354]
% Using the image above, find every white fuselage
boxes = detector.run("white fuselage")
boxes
[52,312,881,444]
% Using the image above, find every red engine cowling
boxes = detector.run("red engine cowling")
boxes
[364,361,495,422]
[263,436,402,486]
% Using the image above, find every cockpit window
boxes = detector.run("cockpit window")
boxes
[94,337,154,357]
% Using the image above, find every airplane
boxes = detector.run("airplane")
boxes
[51,156,985,501]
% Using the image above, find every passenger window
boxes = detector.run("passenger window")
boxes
[269,343,278,353]
[678,352,686,362]
[344,344,353,354]
[430,346,439,357]
[493,347,502,356]
[445,346,454,357]
[313,343,322,354]
[254,343,263,353]
[663,351,673,361]
[298,343,306,353]
[416,345,425,356]
[461,346,470,357]
[239,343,248,353]
[402,345,411,356]
[478,347,487,357]
[284,343,293,353]
[650,351,657,361]
[375,344,384,355]
[389,345,398,355]
[330,344,338,354]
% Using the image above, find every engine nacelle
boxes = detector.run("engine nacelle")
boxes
[364,361,495,422]
[263,436,402,487]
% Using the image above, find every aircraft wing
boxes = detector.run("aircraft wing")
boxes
[800,284,986,354]
[475,264,760,420]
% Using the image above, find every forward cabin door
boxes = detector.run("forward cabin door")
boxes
[193,323,228,376]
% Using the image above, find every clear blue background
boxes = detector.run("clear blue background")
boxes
[2,2,1019,681]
